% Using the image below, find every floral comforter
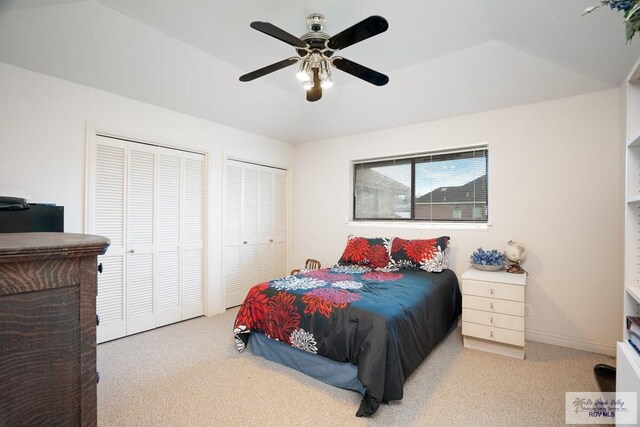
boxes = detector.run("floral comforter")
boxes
[233,265,461,417]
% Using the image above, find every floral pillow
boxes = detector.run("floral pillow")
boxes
[337,236,392,269]
[390,236,450,272]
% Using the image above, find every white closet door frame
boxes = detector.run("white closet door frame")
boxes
[222,154,290,309]
[85,125,208,341]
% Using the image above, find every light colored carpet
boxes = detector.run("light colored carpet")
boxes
[97,308,612,426]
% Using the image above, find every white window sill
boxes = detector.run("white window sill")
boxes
[346,221,491,231]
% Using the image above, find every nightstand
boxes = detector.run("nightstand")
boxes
[461,268,527,359]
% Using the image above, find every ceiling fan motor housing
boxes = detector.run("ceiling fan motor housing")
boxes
[306,13,326,32]
[298,31,332,57]
[298,13,333,57]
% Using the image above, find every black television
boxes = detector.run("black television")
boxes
[0,204,64,233]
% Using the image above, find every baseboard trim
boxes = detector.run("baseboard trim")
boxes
[526,329,616,357]
[206,306,225,317]
[464,336,525,359]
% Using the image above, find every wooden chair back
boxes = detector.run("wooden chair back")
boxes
[304,258,321,271]
[290,258,322,275]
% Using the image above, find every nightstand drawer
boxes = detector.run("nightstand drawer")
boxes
[462,308,524,331]
[462,295,524,316]
[462,279,524,302]
[462,322,525,347]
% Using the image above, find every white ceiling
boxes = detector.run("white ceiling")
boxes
[0,0,639,143]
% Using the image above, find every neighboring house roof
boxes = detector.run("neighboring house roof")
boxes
[415,176,487,203]
[357,168,410,192]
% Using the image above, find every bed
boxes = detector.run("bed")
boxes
[233,264,461,417]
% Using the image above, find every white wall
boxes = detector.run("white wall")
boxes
[0,1,302,142]
[0,58,624,355]
[0,61,294,315]
[291,89,624,355]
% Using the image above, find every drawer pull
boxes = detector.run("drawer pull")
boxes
[96,314,100,326]
[490,302,494,310]
[96,372,100,384]
[490,288,494,296]
[490,330,494,338]
[97,262,103,274]
[490,316,494,324]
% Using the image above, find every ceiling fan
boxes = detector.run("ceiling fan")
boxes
[239,13,389,102]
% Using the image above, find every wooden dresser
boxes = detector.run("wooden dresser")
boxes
[0,232,109,426]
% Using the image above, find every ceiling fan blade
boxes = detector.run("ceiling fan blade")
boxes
[306,68,322,102]
[239,57,299,82]
[327,16,388,51]
[250,21,309,49]
[332,57,389,86]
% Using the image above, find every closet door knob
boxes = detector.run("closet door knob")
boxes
[97,263,103,274]
[128,249,135,254]
[243,241,248,244]
[269,239,273,243]
[96,314,100,326]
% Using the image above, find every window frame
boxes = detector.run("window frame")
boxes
[351,145,489,224]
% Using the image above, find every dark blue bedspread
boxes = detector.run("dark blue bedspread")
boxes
[234,266,461,416]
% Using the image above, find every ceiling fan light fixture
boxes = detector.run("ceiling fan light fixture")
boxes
[318,60,330,80]
[320,77,333,89]
[296,60,311,81]
[303,79,314,91]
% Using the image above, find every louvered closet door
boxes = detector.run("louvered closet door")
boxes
[182,152,205,319]
[156,147,182,327]
[224,161,243,307]
[271,169,287,278]
[258,167,287,281]
[225,161,286,308]
[257,168,274,282]
[126,143,156,335]
[241,164,259,294]
[94,136,127,343]
[224,161,259,308]
[92,136,206,342]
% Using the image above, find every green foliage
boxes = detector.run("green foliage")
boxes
[584,0,640,42]
[626,4,640,42]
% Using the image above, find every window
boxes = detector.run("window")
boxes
[452,207,462,220]
[353,147,488,222]
[473,206,483,220]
